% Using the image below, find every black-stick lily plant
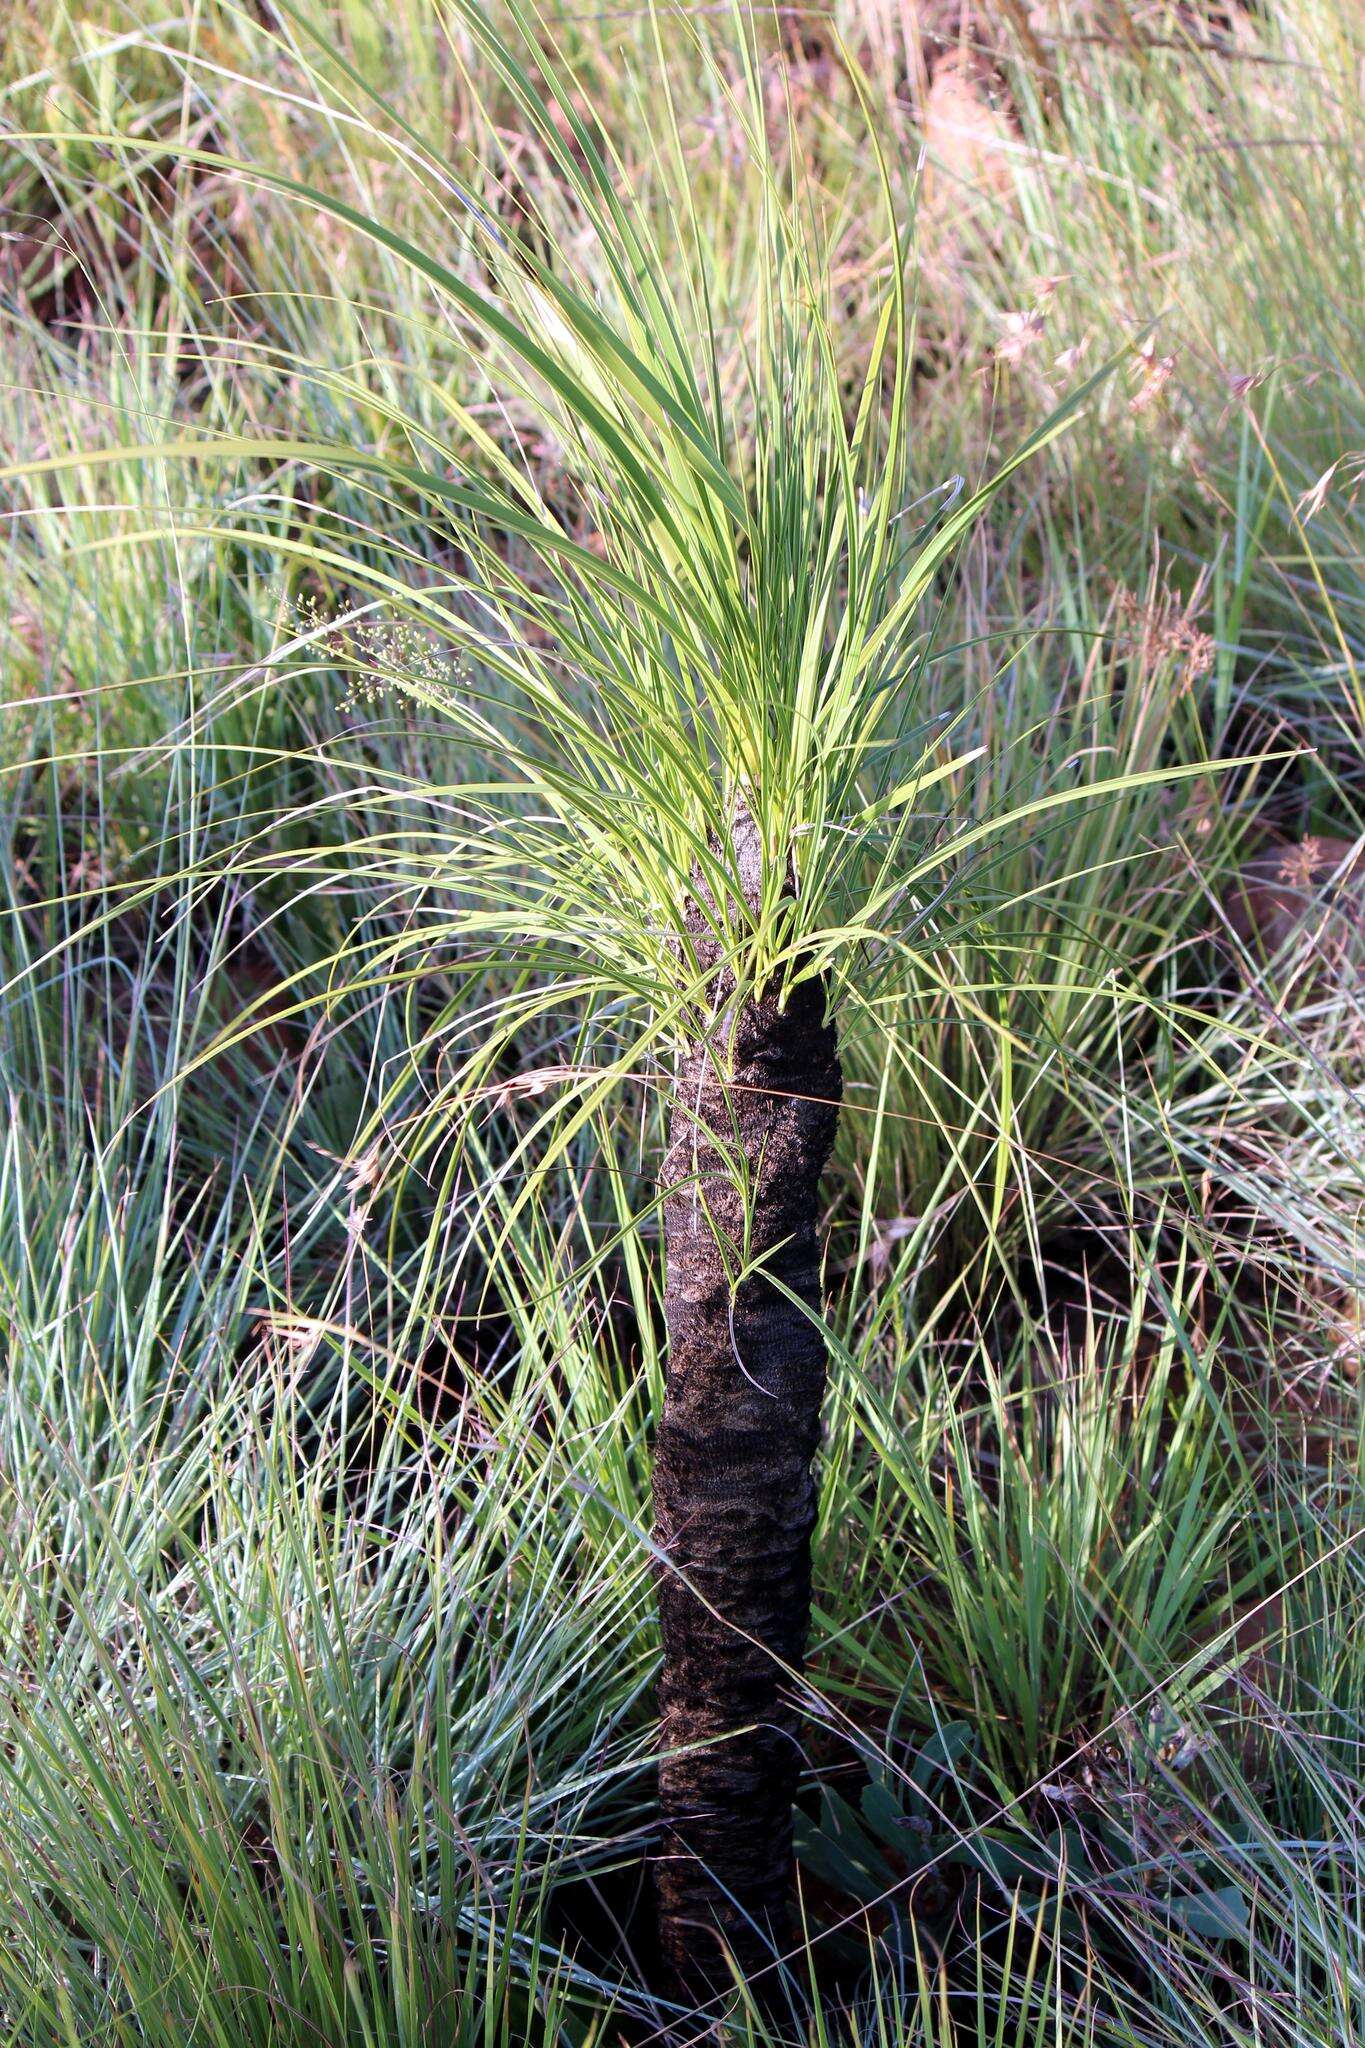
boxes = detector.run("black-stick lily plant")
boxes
[5,0,1224,2014]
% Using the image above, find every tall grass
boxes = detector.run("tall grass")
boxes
[2,0,1364,2041]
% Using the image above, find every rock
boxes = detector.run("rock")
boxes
[1222,835,1365,984]
[921,50,1015,210]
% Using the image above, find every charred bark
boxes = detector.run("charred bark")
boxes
[653,812,842,2005]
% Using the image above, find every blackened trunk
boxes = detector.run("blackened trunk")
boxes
[653,817,842,2003]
